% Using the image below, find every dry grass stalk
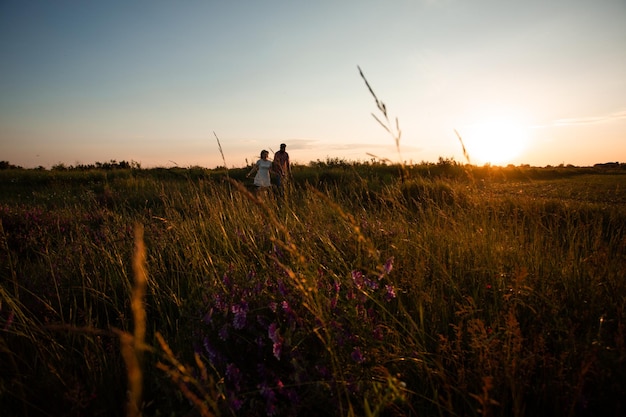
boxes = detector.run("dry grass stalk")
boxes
[155,332,218,417]
[454,129,471,165]
[214,131,228,171]
[358,66,406,181]
[115,223,148,417]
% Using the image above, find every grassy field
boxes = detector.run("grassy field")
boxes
[1,162,625,417]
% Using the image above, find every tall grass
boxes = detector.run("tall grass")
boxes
[1,167,625,416]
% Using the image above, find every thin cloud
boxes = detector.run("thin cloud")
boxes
[551,109,626,127]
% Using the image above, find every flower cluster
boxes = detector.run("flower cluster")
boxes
[196,256,398,416]
[199,266,319,415]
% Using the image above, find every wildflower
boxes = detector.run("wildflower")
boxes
[228,392,243,411]
[351,270,364,289]
[226,363,242,390]
[222,272,231,288]
[258,382,278,416]
[364,277,379,290]
[203,338,220,364]
[268,323,281,343]
[218,324,229,341]
[383,256,394,275]
[272,343,282,361]
[372,325,384,341]
[351,347,365,363]
[232,301,248,329]
[202,308,213,324]
[281,300,291,314]
[214,294,228,311]
[254,280,264,295]
[268,322,284,360]
[384,284,396,302]
[4,310,15,330]
[330,294,338,310]
[277,279,288,296]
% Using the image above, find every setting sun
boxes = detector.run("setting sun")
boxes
[460,117,529,166]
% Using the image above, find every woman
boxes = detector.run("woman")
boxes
[246,150,272,189]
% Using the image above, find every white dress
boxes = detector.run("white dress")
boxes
[254,159,272,187]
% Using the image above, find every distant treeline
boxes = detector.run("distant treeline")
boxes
[0,159,141,171]
[2,157,625,172]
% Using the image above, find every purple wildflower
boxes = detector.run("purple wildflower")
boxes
[330,294,338,310]
[226,363,242,390]
[351,347,365,363]
[214,294,228,311]
[384,284,397,302]
[4,310,15,330]
[258,382,278,416]
[222,272,232,288]
[268,323,280,343]
[364,277,379,290]
[281,300,291,314]
[268,322,284,360]
[277,279,288,296]
[203,337,219,364]
[228,392,243,411]
[219,324,229,341]
[272,343,283,361]
[384,257,394,274]
[372,325,384,341]
[351,270,364,289]
[231,301,248,329]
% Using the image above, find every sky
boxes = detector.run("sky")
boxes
[1,0,625,169]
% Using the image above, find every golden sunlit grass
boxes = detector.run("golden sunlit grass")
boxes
[1,165,624,416]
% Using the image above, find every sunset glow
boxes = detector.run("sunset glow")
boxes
[460,117,530,166]
[1,1,624,168]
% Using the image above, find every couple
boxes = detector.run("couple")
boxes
[246,143,291,191]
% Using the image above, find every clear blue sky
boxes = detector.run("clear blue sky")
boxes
[1,0,625,168]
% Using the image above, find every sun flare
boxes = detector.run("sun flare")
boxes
[461,117,529,165]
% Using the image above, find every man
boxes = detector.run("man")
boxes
[273,143,291,189]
